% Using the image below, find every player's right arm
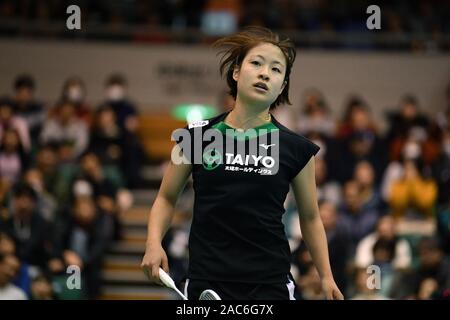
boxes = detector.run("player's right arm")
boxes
[141,144,192,283]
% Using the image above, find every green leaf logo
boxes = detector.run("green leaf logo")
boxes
[202,148,222,170]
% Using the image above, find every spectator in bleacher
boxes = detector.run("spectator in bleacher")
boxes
[385,95,438,164]
[74,152,119,201]
[372,237,400,296]
[60,76,92,127]
[11,74,46,148]
[318,200,351,297]
[58,195,114,299]
[40,100,89,160]
[393,125,440,168]
[333,96,386,183]
[382,135,420,201]
[0,232,15,256]
[314,156,341,206]
[0,183,59,274]
[338,180,381,251]
[0,231,32,298]
[354,216,412,298]
[353,160,386,214]
[336,96,378,140]
[23,168,57,223]
[291,240,311,277]
[103,74,144,188]
[291,241,325,300]
[338,130,378,184]
[390,236,450,299]
[33,145,74,210]
[72,152,121,240]
[0,128,29,184]
[350,267,388,300]
[103,74,138,134]
[304,129,342,198]
[30,274,55,300]
[297,88,336,137]
[0,253,27,300]
[388,157,437,220]
[415,277,440,300]
[296,263,326,300]
[0,96,31,152]
[355,215,411,271]
[89,104,125,181]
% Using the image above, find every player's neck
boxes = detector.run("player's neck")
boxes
[226,100,271,130]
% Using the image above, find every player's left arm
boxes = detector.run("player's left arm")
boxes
[291,156,344,300]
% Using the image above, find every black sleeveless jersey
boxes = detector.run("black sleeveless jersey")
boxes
[174,112,319,283]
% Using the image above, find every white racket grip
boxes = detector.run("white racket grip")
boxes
[159,268,175,288]
[159,268,188,300]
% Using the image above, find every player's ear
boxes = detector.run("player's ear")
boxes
[232,65,240,82]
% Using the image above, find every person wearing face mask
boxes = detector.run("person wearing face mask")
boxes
[103,74,144,188]
[60,76,92,127]
[103,74,138,134]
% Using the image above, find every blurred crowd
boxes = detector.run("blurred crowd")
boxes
[0,73,145,299]
[0,0,449,51]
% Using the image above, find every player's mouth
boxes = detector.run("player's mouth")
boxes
[253,82,269,92]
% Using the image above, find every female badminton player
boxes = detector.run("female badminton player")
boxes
[141,27,343,300]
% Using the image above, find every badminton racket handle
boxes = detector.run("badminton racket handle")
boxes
[159,268,175,288]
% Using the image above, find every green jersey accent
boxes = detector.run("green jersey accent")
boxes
[212,121,278,141]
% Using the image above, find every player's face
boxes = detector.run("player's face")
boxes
[233,43,287,108]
